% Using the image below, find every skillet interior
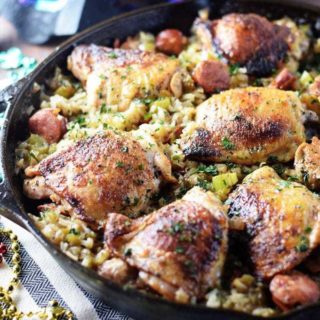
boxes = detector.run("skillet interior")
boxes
[1,1,320,319]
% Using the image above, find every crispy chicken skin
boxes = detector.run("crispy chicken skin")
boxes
[104,187,228,303]
[227,166,320,279]
[294,137,320,190]
[182,87,305,165]
[193,13,289,76]
[67,44,186,111]
[23,131,175,222]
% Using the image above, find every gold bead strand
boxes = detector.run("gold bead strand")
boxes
[0,227,74,319]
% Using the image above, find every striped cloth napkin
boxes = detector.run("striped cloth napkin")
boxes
[0,215,132,320]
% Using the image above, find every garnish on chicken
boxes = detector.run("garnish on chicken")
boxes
[104,187,228,303]
[227,166,320,279]
[67,44,191,111]
[193,13,290,76]
[23,130,175,223]
[182,87,305,165]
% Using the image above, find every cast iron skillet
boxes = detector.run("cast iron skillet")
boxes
[0,1,320,319]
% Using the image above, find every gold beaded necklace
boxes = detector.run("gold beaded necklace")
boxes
[0,227,74,319]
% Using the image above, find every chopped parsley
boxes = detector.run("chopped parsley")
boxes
[29,151,39,162]
[116,161,124,168]
[138,164,144,170]
[75,116,86,127]
[100,103,111,113]
[221,137,235,150]
[108,52,118,59]
[121,146,129,153]
[302,171,309,184]
[295,235,309,253]
[229,63,240,75]
[124,248,132,257]
[69,228,80,235]
[175,246,185,254]
[196,179,209,190]
[193,164,218,176]
[169,221,185,235]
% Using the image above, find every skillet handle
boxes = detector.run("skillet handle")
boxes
[0,78,29,229]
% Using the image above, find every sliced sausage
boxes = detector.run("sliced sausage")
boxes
[270,272,320,311]
[156,29,186,55]
[29,108,67,143]
[270,68,296,90]
[192,60,230,93]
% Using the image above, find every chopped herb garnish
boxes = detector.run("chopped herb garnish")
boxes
[29,151,39,162]
[138,164,144,170]
[133,197,139,206]
[108,52,118,59]
[175,246,185,254]
[140,98,155,106]
[229,63,240,75]
[69,228,80,235]
[305,226,312,234]
[295,235,309,253]
[196,179,209,190]
[121,146,129,153]
[143,113,152,121]
[75,116,86,127]
[233,114,242,121]
[116,161,125,168]
[221,137,235,150]
[193,164,218,176]
[302,171,309,184]
[279,180,291,188]
[169,221,185,235]
[124,248,132,257]
[100,103,111,113]
[124,220,132,227]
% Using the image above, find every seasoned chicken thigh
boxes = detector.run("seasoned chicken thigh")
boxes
[104,187,228,303]
[67,44,187,111]
[182,87,305,165]
[227,166,320,279]
[23,130,174,222]
[294,137,320,190]
[193,13,289,76]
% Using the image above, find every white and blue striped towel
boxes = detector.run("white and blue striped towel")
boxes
[0,215,132,320]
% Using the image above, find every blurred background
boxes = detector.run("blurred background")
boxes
[0,0,189,89]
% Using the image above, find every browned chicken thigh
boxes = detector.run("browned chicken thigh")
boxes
[104,187,228,303]
[67,44,188,111]
[227,166,320,279]
[193,13,290,76]
[23,130,174,223]
[182,87,305,165]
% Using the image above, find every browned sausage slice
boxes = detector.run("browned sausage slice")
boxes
[29,109,67,143]
[192,60,230,93]
[270,68,296,90]
[270,272,320,311]
[156,29,187,55]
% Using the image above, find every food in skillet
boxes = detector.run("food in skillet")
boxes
[103,187,228,303]
[15,9,320,317]
[182,87,305,164]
